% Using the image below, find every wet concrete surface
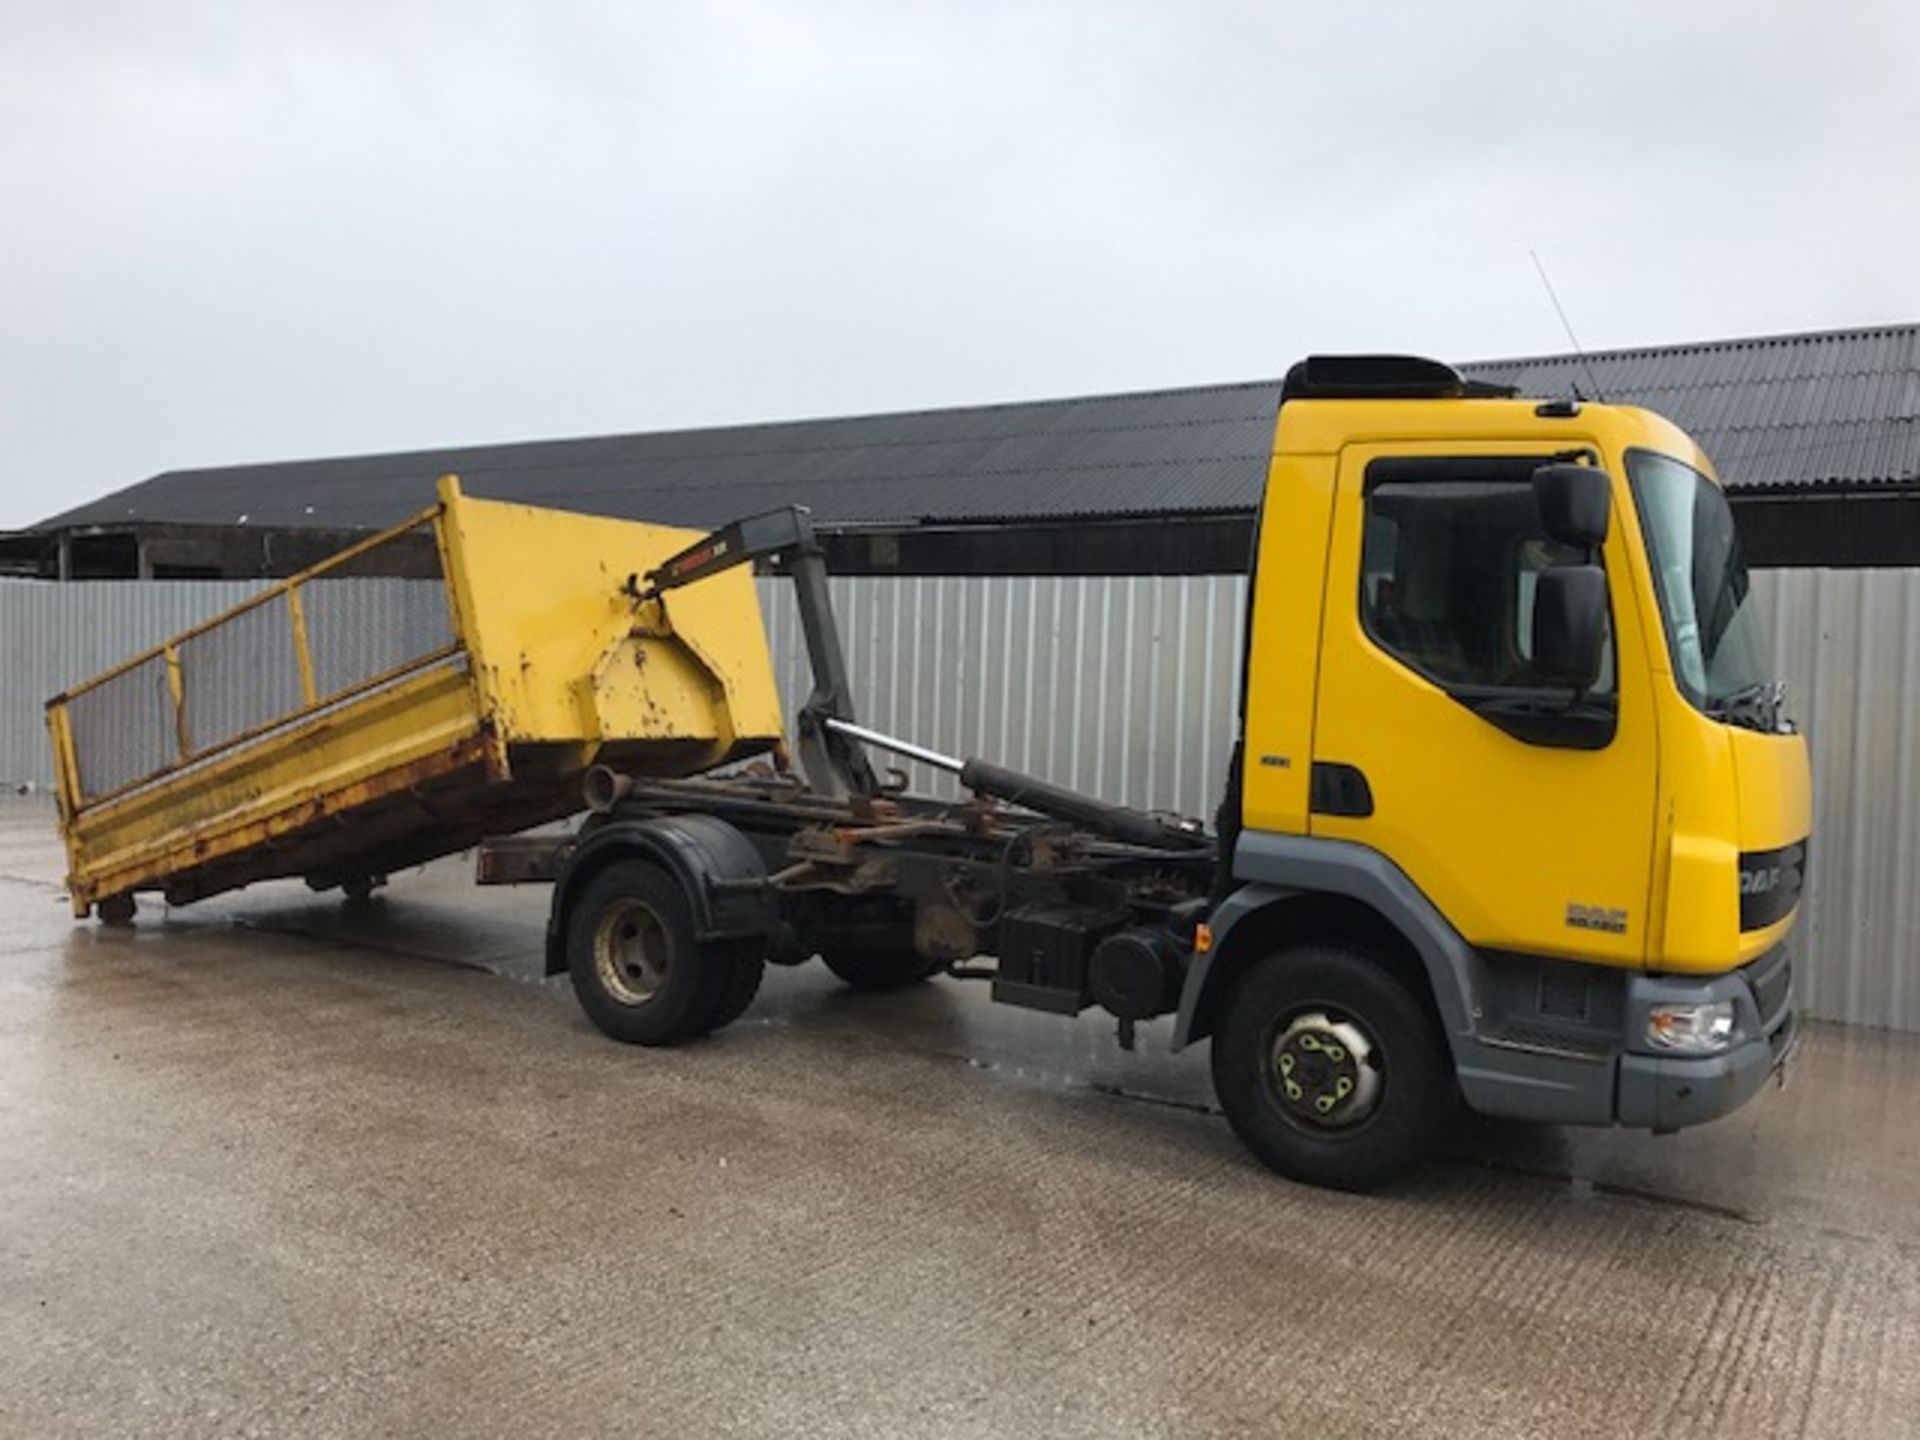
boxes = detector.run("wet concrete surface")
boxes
[2,794,1917,1437]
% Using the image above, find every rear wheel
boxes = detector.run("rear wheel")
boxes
[565,860,739,1046]
[704,945,767,1033]
[821,950,946,991]
[1210,943,1450,1191]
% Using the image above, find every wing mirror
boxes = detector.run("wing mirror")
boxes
[1533,463,1611,549]
[1532,565,1607,689]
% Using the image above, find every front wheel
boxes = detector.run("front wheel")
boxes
[1210,944,1451,1191]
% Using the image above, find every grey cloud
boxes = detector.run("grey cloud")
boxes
[2,0,1916,527]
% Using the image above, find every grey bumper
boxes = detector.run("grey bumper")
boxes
[1615,947,1797,1130]
[1454,945,1796,1130]
[1617,1008,1796,1129]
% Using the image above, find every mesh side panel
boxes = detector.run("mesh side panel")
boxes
[302,577,454,701]
[54,521,452,805]
[177,594,304,754]
[64,653,177,800]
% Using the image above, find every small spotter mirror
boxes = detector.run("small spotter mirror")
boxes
[1533,463,1611,549]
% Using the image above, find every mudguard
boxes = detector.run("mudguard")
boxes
[544,813,772,975]
[1172,831,1484,1050]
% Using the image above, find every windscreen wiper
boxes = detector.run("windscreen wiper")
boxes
[1707,681,1789,733]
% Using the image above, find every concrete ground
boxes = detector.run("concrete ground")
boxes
[2,796,1916,1439]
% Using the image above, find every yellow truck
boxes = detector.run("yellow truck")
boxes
[51,355,1810,1190]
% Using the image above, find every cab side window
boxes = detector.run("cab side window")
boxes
[1361,476,1615,696]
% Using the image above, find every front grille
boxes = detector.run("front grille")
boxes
[1744,947,1793,1031]
[1739,840,1808,931]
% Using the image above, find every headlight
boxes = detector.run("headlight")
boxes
[1646,1000,1737,1054]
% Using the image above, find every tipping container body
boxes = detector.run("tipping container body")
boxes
[46,477,785,914]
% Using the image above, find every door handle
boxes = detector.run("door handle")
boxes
[1309,762,1374,818]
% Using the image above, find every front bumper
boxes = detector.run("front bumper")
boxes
[1453,944,1796,1129]
[1616,946,1797,1130]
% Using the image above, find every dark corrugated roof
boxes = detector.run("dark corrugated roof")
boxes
[33,323,1919,535]
[1464,323,1920,490]
[35,380,1287,533]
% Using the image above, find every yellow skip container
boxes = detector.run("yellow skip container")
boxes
[46,476,785,916]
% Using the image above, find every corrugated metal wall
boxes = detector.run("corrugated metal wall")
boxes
[761,569,1920,1034]
[1759,570,1920,1031]
[4,570,1915,1031]
[0,578,267,788]
[760,575,1247,818]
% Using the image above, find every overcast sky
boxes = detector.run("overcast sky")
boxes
[2,0,1916,528]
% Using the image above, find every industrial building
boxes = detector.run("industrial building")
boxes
[3,322,1916,580]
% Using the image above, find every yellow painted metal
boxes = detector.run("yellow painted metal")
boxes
[1725,728,1812,964]
[44,702,80,833]
[66,661,482,913]
[1310,425,1660,969]
[285,583,318,706]
[1238,449,1337,836]
[164,644,188,760]
[1243,396,1812,977]
[432,475,782,765]
[49,477,785,915]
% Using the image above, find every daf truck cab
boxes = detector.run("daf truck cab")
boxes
[1185,357,1809,1183]
[510,355,1811,1190]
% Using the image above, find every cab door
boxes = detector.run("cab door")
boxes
[1307,443,1658,965]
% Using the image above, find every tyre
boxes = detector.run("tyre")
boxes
[821,950,946,991]
[564,859,737,1046]
[1210,944,1451,1191]
[703,944,767,1034]
[96,893,136,926]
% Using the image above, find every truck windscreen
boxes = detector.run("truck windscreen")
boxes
[1626,449,1774,723]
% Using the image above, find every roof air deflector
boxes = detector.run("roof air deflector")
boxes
[1282,354,1518,401]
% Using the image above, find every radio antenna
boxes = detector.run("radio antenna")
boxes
[1529,249,1606,402]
